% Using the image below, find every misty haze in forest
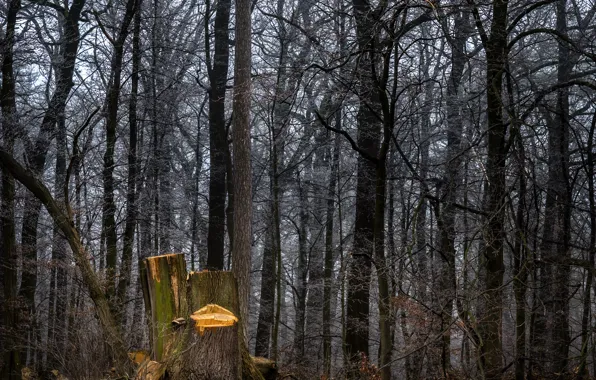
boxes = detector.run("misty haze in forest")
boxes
[1,0,596,378]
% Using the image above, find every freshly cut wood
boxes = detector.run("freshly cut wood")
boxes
[190,303,238,335]
[136,360,163,380]
[128,350,150,365]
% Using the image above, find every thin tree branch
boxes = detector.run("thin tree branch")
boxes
[314,109,379,164]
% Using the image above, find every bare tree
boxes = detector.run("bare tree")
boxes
[206,0,231,270]
[0,0,21,377]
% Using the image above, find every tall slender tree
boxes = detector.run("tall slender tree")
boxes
[206,0,231,270]
[470,0,509,377]
[100,0,138,306]
[0,0,21,377]
[232,0,253,340]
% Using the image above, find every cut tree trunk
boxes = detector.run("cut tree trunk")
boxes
[180,271,240,378]
[140,253,263,379]
[141,254,189,364]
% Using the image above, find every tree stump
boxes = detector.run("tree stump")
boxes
[140,254,242,379]
[173,271,240,378]
[141,254,189,363]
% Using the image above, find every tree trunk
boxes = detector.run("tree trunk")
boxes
[512,131,528,380]
[578,110,596,378]
[470,0,509,377]
[18,1,86,368]
[102,0,138,304]
[292,174,309,360]
[270,118,284,363]
[346,0,382,367]
[305,126,329,369]
[531,2,573,376]
[141,255,240,378]
[232,0,252,337]
[255,231,276,358]
[184,271,241,378]
[206,0,231,270]
[48,114,68,369]
[546,2,572,375]
[0,150,132,376]
[140,253,265,379]
[374,155,391,380]
[504,45,529,380]
[117,0,142,325]
[0,1,21,377]
[435,6,469,376]
[323,127,340,377]
[226,142,235,262]
[141,254,189,363]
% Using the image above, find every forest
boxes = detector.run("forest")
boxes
[1,0,596,378]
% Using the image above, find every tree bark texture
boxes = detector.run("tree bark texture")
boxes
[19,0,86,329]
[532,1,572,377]
[435,6,469,376]
[0,0,21,377]
[102,0,138,303]
[140,253,264,379]
[141,254,190,363]
[475,0,509,377]
[183,271,241,379]
[255,230,276,358]
[47,115,68,369]
[117,0,143,321]
[0,149,132,376]
[346,0,382,366]
[323,131,340,377]
[232,0,253,338]
[206,0,231,270]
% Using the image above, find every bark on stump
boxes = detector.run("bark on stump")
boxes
[141,254,242,379]
[141,254,189,363]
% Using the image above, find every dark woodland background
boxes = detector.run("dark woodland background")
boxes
[1,0,596,378]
